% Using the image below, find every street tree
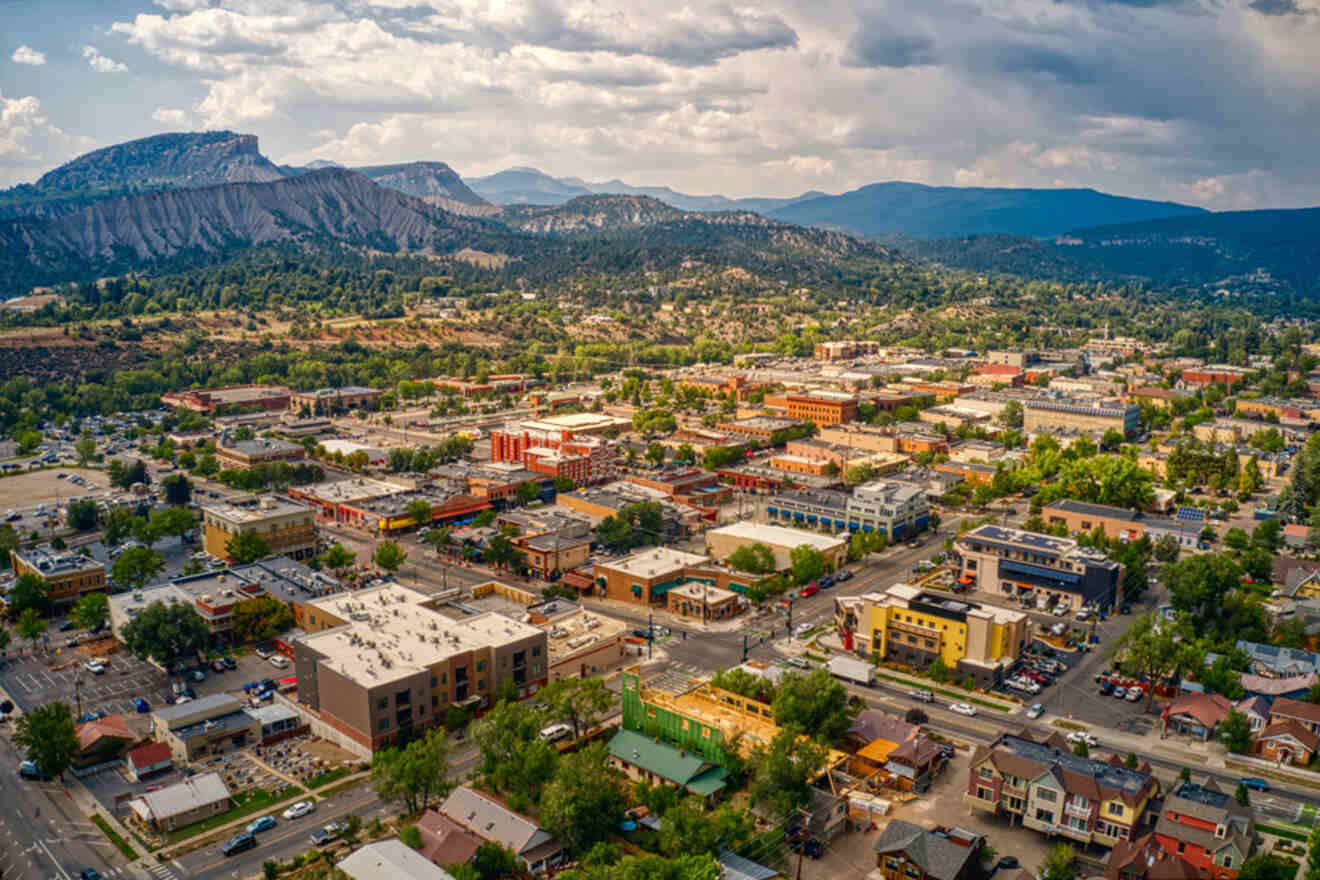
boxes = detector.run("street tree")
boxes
[470,700,557,802]
[1039,844,1077,880]
[373,540,408,573]
[482,534,524,571]
[13,702,78,779]
[226,532,272,564]
[162,474,192,506]
[1220,710,1252,754]
[112,546,166,593]
[321,543,356,574]
[773,667,859,745]
[1153,534,1181,564]
[16,608,47,652]
[789,544,827,586]
[6,573,51,617]
[539,743,626,852]
[657,799,754,858]
[1239,854,1301,880]
[748,726,827,817]
[1110,613,1202,709]
[371,727,453,813]
[726,542,777,575]
[1162,554,1244,622]
[121,599,210,667]
[70,591,110,631]
[232,597,295,642]
[644,443,666,467]
[151,506,197,544]
[540,676,615,739]
[66,498,99,531]
[75,431,98,466]
[405,499,433,528]
[518,481,541,505]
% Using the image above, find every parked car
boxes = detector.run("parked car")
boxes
[222,657,238,670]
[949,702,977,716]
[134,698,151,713]
[794,622,814,638]
[283,801,316,820]
[908,689,935,703]
[58,620,75,632]
[997,857,1020,871]
[818,575,835,589]
[83,660,107,675]
[1026,703,1044,719]
[311,825,341,846]
[1099,680,1114,696]
[190,669,206,682]
[1112,686,1127,699]
[222,832,258,856]
[1240,777,1270,792]
[1052,605,1069,617]
[268,655,290,669]
[1125,688,1144,702]
[786,657,811,669]
[799,584,820,598]
[1066,731,1098,747]
[246,816,277,834]
[211,659,228,673]
[80,870,103,880]
[19,760,50,780]
[834,570,853,582]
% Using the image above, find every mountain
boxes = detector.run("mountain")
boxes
[0,168,523,292]
[766,181,1208,239]
[0,131,288,221]
[353,162,499,217]
[580,179,821,214]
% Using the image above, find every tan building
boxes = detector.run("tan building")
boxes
[1042,499,1144,541]
[10,546,105,606]
[763,391,859,426]
[515,533,592,578]
[1023,399,1140,437]
[594,547,712,605]
[202,496,317,562]
[215,434,306,471]
[666,582,740,621]
[289,386,382,415]
[151,694,260,762]
[954,523,1124,613]
[537,604,628,682]
[294,583,548,752]
[128,772,231,832]
[705,521,847,572]
[161,384,290,414]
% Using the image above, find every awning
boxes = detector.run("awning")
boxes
[958,574,974,585]
[631,585,643,596]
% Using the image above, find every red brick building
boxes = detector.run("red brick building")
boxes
[1153,782,1255,880]
[490,414,625,485]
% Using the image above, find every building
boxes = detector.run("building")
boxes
[1162,693,1234,740]
[415,810,483,869]
[128,771,230,832]
[334,488,490,535]
[152,694,260,761]
[815,340,885,361]
[764,391,860,426]
[536,602,629,681]
[9,545,105,606]
[971,364,1026,387]
[1253,719,1320,765]
[202,496,317,562]
[765,481,930,541]
[1265,697,1320,736]
[1043,499,1144,541]
[490,414,624,485]
[1128,386,1191,410]
[74,713,139,768]
[934,461,997,486]
[954,524,1124,613]
[871,821,984,880]
[438,787,565,876]
[678,374,765,401]
[607,727,732,804]
[338,839,458,880]
[666,581,740,621]
[837,584,1029,687]
[706,521,848,572]
[215,434,306,470]
[593,547,712,605]
[161,384,291,414]
[965,731,1159,846]
[1153,782,1256,880]
[1235,397,1320,423]
[515,532,593,579]
[715,416,805,441]
[624,467,733,515]
[1107,834,1213,880]
[125,742,173,782]
[318,438,388,467]
[1023,399,1140,438]
[289,386,382,415]
[1180,367,1250,388]
[293,583,548,752]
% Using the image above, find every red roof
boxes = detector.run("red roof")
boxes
[127,742,173,769]
[976,364,1024,376]
[1164,693,1233,728]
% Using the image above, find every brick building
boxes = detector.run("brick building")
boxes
[489,413,626,486]
[161,384,290,414]
[202,496,317,562]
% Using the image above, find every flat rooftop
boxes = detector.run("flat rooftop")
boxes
[198,385,289,404]
[296,477,408,504]
[219,437,303,456]
[544,608,628,665]
[13,545,104,576]
[519,413,628,431]
[202,496,311,523]
[709,521,845,551]
[669,582,737,603]
[600,547,709,580]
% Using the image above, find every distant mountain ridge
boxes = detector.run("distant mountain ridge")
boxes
[765,181,1208,239]
[352,162,499,218]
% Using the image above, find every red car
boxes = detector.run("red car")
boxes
[1022,670,1050,685]
[800,584,820,598]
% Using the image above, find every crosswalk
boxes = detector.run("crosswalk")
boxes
[147,861,182,880]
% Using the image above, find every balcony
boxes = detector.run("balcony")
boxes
[1065,800,1094,819]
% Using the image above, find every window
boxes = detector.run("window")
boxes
[1035,789,1057,803]
[978,787,993,801]
[979,768,993,780]
[1223,858,1232,869]
[885,859,900,871]
[430,676,438,687]
[1035,809,1054,824]
[476,660,486,672]
[378,719,389,730]
[1177,843,1185,855]
[905,866,920,879]
[1107,803,1124,817]
[376,698,388,711]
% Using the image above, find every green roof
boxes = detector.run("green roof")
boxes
[608,729,728,795]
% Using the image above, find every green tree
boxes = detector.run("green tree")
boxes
[70,591,110,631]
[12,702,78,779]
[321,543,356,574]
[371,727,453,814]
[1224,528,1251,552]
[66,498,99,531]
[1220,710,1252,754]
[460,842,521,880]
[517,481,541,505]
[657,799,754,858]
[120,599,210,667]
[1236,782,1251,807]
[482,534,524,571]
[74,431,99,466]
[150,506,197,544]
[470,700,557,802]
[232,597,295,642]
[16,607,47,652]
[645,443,666,466]
[540,676,615,739]
[539,742,626,852]
[789,544,827,586]
[1110,613,1202,708]
[1125,752,1139,770]
[17,430,42,454]
[399,825,423,849]
[725,542,777,575]
[225,531,272,564]
[405,499,433,527]
[1239,854,1301,880]
[773,667,859,745]
[1039,844,1077,880]
[162,474,192,506]
[999,399,1024,429]
[373,540,408,573]
[6,573,51,617]
[1153,534,1181,564]
[112,546,166,592]
[1163,554,1244,621]
[747,726,827,817]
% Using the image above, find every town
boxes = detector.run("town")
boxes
[2,335,1320,880]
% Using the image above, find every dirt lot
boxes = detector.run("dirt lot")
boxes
[0,467,109,510]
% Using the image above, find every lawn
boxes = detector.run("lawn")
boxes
[306,766,355,790]
[165,785,306,844]
[91,814,138,860]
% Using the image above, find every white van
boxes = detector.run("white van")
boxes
[538,723,573,743]
[268,655,290,669]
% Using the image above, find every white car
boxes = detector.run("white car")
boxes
[1125,687,1144,702]
[794,622,814,638]
[1026,703,1044,719]
[786,657,811,669]
[949,702,977,716]
[283,801,316,820]
[1052,605,1069,616]
[83,660,107,674]
[1066,731,1099,747]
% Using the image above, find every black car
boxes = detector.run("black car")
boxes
[632,628,652,639]
[997,857,1020,871]
[80,870,103,880]
[221,832,257,856]
[222,657,238,670]
[58,620,75,632]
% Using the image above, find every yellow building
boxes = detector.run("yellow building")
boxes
[840,584,1028,688]
[10,546,106,606]
[202,496,317,562]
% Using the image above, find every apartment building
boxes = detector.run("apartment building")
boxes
[705,521,847,572]
[966,732,1159,846]
[1181,366,1250,388]
[1235,397,1320,423]
[1023,399,1140,438]
[1043,499,1144,541]
[766,480,930,541]
[202,496,317,562]
[293,583,548,751]
[215,434,306,471]
[678,374,765,401]
[161,384,291,414]
[954,524,1124,613]
[9,545,105,606]
[764,391,860,426]
[836,584,1029,687]
[814,340,884,361]
[489,413,626,485]
[1153,782,1256,880]
[289,386,382,415]
[714,416,804,441]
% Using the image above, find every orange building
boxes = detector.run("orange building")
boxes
[763,391,859,426]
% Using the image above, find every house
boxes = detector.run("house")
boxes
[74,713,139,768]
[1235,641,1320,679]
[338,839,458,880]
[870,820,984,880]
[127,772,230,832]
[1153,781,1255,880]
[1162,694,1234,741]
[1284,524,1310,551]
[846,711,945,792]
[1237,673,1316,702]
[125,742,173,782]
[1253,720,1320,766]
[607,728,730,804]
[1234,697,1271,734]
[439,787,566,876]
[1266,697,1320,735]
[1107,833,1211,880]
[415,810,483,869]
[717,850,783,880]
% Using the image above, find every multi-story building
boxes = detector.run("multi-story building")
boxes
[971,364,1026,387]
[814,340,885,361]
[1181,366,1250,388]
[624,468,733,515]
[678,375,765,401]
[1023,399,1140,438]
[202,496,317,562]
[161,384,291,414]
[215,434,306,471]
[293,583,548,752]
[593,547,719,605]
[489,413,626,485]
[764,391,860,426]
[9,545,106,606]
[966,732,1159,846]
[1127,386,1191,410]
[333,489,491,535]
[1235,397,1320,423]
[934,461,997,487]
[872,821,985,880]
[1153,782,1256,880]
[705,521,847,572]
[1043,499,1144,541]
[290,386,382,415]
[954,524,1124,613]
[714,416,805,441]
[836,584,1029,687]
[766,480,930,541]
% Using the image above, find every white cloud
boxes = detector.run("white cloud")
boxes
[82,45,129,73]
[0,89,96,187]
[152,107,194,125]
[10,46,47,66]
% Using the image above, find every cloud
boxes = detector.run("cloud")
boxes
[10,46,46,66]
[82,45,129,73]
[1247,0,1312,14]
[0,90,96,187]
[152,107,194,125]
[844,30,936,68]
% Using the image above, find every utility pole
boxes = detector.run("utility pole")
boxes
[793,807,812,880]
[742,633,749,662]
[648,609,654,659]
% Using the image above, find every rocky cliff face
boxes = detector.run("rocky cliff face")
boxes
[37,131,286,192]
[1,168,511,271]
[354,162,501,218]
[503,194,686,233]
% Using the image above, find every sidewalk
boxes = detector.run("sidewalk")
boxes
[1038,708,1228,771]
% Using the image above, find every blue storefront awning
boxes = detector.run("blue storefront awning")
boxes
[1001,560,1081,585]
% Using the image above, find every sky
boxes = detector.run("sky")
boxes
[2,0,1319,210]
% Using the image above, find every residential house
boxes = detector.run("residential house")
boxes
[338,839,458,880]
[127,772,230,832]
[74,714,139,768]
[1234,697,1271,734]
[415,809,484,868]
[1162,694,1234,741]
[1253,720,1320,766]
[870,821,984,880]
[438,786,566,876]
[1153,781,1255,880]
[1266,697,1320,735]
[125,742,173,782]
[1107,834,1211,880]
[607,728,731,804]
